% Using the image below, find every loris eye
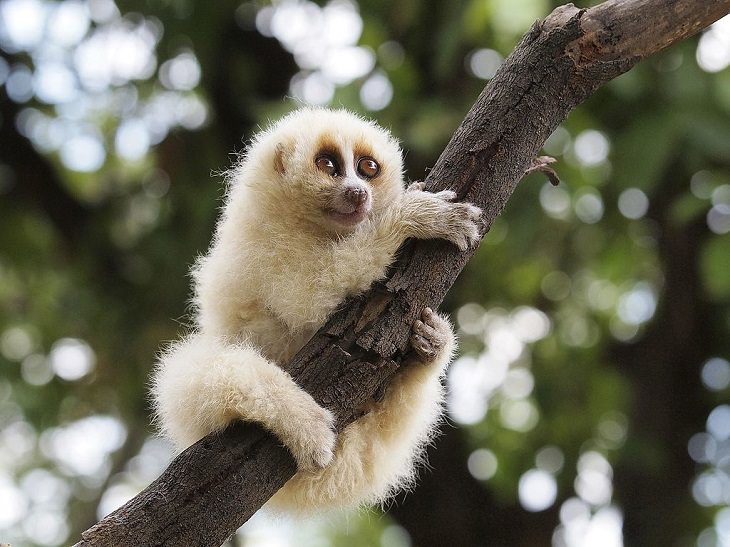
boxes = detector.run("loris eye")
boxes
[356,157,380,179]
[315,155,340,176]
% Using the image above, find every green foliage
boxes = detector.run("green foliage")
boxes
[702,236,730,299]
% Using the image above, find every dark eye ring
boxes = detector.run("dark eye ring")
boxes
[315,155,339,176]
[357,157,380,179]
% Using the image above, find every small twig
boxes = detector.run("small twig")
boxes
[526,155,560,186]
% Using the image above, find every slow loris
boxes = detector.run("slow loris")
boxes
[152,107,482,514]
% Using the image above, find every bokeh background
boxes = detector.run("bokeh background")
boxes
[1,1,729,546]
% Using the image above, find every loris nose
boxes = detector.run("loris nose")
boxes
[344,186,369,206]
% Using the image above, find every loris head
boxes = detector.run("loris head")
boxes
[231,108,405,235]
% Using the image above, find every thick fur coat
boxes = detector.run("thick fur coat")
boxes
[152,108,481,515]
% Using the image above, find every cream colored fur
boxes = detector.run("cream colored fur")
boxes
[152,107,481,515]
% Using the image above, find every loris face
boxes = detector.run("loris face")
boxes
[308,136,383,228]
[253,108,405,235]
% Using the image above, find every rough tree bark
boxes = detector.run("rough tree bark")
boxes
[74,1,730,545]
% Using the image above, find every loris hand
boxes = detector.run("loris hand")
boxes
[402,184,482,251]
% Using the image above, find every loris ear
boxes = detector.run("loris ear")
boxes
[273,139,294,175]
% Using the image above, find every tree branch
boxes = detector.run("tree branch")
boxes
[74,1,730,545]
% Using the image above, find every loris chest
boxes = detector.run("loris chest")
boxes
[254,238,388,334]
[230,299,314,362]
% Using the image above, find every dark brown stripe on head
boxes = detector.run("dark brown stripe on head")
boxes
[353,139,377,165]
[314,134,345,172]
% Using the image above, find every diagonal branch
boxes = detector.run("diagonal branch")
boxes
[74,1,730,545]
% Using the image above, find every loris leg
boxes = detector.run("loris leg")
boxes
[152,333,336,470]
[364,306,455,448]
[363,307,456,493]
[277,308,456,510]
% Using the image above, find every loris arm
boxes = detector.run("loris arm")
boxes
[376,182,482,253]
[405,183,482,249]
[324,183,482,295]
[153,334,337,469]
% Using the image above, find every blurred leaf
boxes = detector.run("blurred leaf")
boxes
[612,112,682,193]
[670,192,707,226]
[701,235,730,299]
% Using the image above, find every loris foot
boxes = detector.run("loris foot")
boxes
[410,307,452,364]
